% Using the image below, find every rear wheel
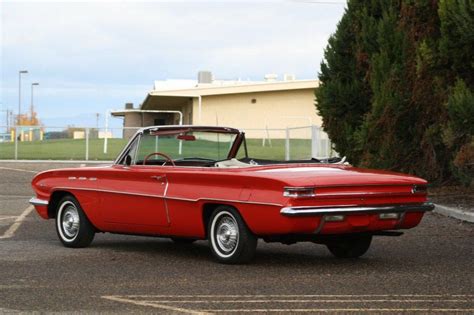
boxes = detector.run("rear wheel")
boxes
[326,234,372,258]
[55,195,95,248]
[208,206,257,264]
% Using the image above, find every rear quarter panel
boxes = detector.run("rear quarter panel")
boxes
[163,168,317,236]
[162,166,429,237]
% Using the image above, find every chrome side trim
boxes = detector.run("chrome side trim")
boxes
[51,187,282,207]
[53,187,166,199]
[114,131,142,165]
[166,196,282,207]
[163,177,171,225]
[29,197,49,206]
[308,191,426,198]
[281,202,435,217]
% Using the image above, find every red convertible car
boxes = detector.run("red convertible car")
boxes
[30,125,433,264]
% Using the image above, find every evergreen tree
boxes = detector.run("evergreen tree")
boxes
[316,0,474,185]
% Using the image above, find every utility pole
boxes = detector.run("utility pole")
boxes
[18,70,28,125]
[30,82,39,119]
[96,113,100,129]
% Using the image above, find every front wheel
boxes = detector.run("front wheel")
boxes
[208,206,257,264]
[55,195,95,248]
[326,234,372,258]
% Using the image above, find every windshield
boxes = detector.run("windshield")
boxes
[135,129,238,164]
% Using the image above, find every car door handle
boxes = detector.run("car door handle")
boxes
[150,175,166,181]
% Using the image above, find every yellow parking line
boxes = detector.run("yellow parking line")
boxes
[140,299,472,303]
[0,206,34,239]
[0,166,38,174]
[204,308,474,313]
[0,216,18,221]
[101,296,210,315]
[103,294,474,314]
[121,294,474,298]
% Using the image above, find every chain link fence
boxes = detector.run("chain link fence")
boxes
[0,125,336,161]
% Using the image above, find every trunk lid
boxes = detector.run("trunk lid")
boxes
[246,164,427,205]
[248,164,426,187]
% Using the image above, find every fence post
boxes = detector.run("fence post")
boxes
[285,127,290,161]
[85,128,89,161]
[311,125,318,158]
[14,127,18,160]
[103,111,109,154]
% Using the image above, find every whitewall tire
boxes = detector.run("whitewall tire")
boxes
[55,195,95,248]
[208,206,257,264]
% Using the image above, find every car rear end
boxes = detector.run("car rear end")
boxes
[240,165,434,237]
[280,183,433,235]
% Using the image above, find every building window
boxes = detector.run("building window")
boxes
[251,98,257,104]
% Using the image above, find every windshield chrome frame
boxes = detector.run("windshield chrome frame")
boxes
[114,126,244,165]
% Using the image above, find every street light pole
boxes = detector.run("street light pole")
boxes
[30,82,39,119]
[18,70,28,125]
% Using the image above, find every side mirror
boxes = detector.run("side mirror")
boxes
[125,155,132,166]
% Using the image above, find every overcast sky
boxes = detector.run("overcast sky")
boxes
[1,0,346,127]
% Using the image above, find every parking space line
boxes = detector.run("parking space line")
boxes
[102,294,474,314]
[0,216,18,221]
[0,195,33,199]
[139,299,472,303]
[101,296,210,315]
[117,294,474,298]
[0,205,34,239]
[0,166,38,174]
[203,308,474,312]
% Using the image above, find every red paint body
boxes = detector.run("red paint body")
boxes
[31,126,432,242]
[31,162,429,238]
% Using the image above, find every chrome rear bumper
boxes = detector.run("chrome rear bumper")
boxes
[280,202,434,217]
[29,197,49,206]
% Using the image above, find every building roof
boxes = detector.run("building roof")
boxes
[140,79,319,110]
[150,79,318,97]
[153,79,261,91]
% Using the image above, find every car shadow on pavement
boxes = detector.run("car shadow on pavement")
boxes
[89,238,378,268]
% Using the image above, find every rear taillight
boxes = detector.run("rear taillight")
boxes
[412,185,428,194]
[283,187,316,198]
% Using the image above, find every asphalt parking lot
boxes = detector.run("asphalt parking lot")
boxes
[0,162,473,314]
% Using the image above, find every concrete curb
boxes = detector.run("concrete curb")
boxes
[434,204,474,223]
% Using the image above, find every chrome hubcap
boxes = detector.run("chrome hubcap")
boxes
[215,215,239,253]
[62,205,80,238]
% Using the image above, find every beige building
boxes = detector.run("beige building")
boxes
[112,73,320,139]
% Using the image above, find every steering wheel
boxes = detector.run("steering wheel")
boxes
[143,152,176,166]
